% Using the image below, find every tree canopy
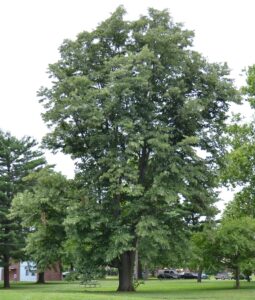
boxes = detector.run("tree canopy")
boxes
[220,64,255,219]
[215,217,255,288]
[0,130,45,288]
[38,7,238,291]
[11,168,70,283]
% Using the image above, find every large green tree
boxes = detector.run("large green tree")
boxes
[220,64,255,218]
[11,168,70,283]
[39,7,238,291]
[0,130,45,288]
[219,112,255,285]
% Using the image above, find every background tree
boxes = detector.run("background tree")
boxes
[39,7,238,291]
[221,65,255,218]
[189,217,255,288]
[189,224,217,282]
[214,217,255,289]
[11,168,70,283]
[0,130,45,288]
[221,118,255,215]
[220,117,255,283]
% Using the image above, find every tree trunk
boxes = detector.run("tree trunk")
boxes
[151,269,156,277]
[235,266,240,289]
[197,267,202,283]
[3,255,10,288]
[69,263,74,272]
[134,248,138,280]
[37,272,45,284]
[138,259,143,280]
[117,251,135,292]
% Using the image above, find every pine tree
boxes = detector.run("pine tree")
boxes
[0,130,45,288]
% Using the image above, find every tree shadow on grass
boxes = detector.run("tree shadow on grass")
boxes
[1,281,255,296]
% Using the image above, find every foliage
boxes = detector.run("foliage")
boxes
[220,120,255,286]
[78,265,106,283]
[187,216,255,287]
[189,224,218,275]
[214,217,255,288]
[221,119,255,187]
[38,6,238,290]
[242,64,255,106]
[215,217,255,267]
[223,188,255,219]
[63,271,79,282]
[220,64,255,218]
[0,130,45,287]
[11,168,70,273]
[220,106,255,286]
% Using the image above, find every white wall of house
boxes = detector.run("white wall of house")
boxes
[19,262,37,282]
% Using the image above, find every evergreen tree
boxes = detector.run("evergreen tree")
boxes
[39,7,238,291]
[0,130,45,288]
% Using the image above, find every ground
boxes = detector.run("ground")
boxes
[1,278,255,299]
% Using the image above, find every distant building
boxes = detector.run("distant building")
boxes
[0,261,62,282]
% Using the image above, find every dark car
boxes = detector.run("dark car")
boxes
[231,273,246,280]
[215,272,231,280]
[157,270,180,279]
[181,272,198,279]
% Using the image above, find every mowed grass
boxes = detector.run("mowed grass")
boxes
[1,279,255,300]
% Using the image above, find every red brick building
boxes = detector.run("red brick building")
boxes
[0,261,62,282]
[44,263,62,281]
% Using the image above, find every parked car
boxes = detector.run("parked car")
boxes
[231,273,246,280]
[181,272,198,279]
[215,272,231,280]
[157,269,180,279]
[201,273,209,279]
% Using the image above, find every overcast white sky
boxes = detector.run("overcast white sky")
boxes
[1,0,254,209]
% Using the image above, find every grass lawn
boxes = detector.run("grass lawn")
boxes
[1,279,255,300]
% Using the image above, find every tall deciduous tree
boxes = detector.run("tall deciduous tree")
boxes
[39,7,238,291]
[221,64,255,218]
[0,130,45,288]
[11,168,70,283]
